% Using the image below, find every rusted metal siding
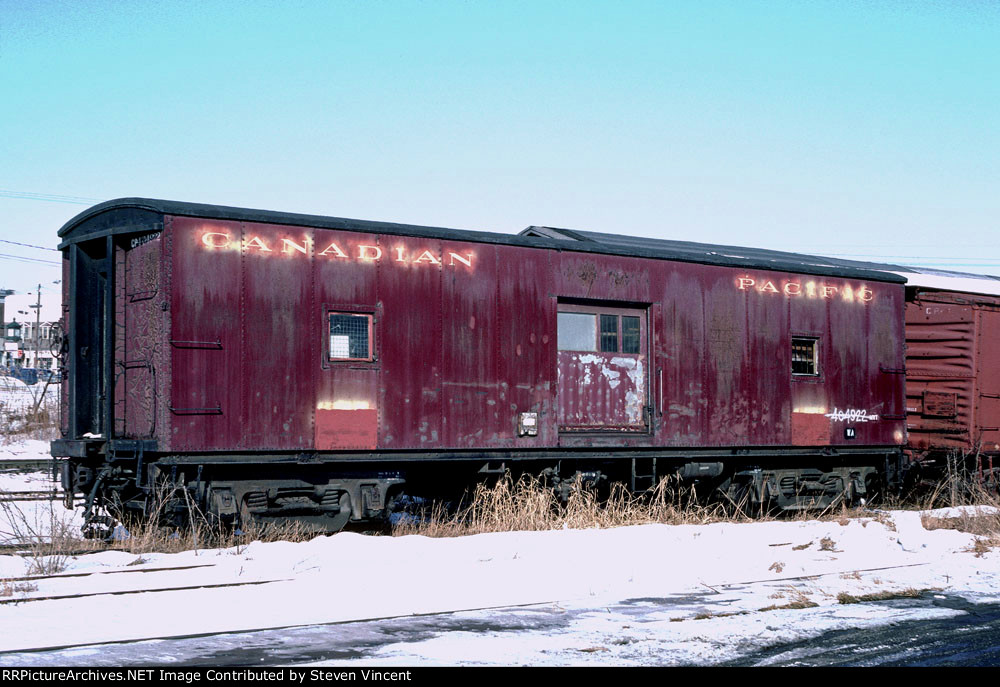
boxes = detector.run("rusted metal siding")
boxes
[977,309,1000,453]
[377,236,444,449]
[703,273,756,445]
[557,351,647,430]
[905,291,1000,455]
[313,228,379,451]
[495,247,557,449]
[239,223,314,450]
[440,240,500,448]
[114,234,163,438]
[154,214,905,455]
[167,217,244,452]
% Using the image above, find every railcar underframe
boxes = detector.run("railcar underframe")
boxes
[57,442,900,534]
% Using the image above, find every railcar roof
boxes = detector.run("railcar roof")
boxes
[525,225,1000,296]
[60,197,909,284]
[888,269,1000,297]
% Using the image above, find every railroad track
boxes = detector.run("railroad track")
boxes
[0,489,65,503]
[0,576,286,605]
[0,459,62,472]
[0,558,291,608]
[0,542,123,557]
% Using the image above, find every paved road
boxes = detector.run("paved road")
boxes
[725,596,1000,666]
[2,594,998,666]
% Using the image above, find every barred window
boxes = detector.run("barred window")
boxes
[792,337,818,376]
[621,316,640,354]
[329,313,373,361]
[599,314,619,353]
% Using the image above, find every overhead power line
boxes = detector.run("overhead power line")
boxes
[0,252,61,266]
[0,238,58,251]
[0,189,103,205]
[820,252,1000,263]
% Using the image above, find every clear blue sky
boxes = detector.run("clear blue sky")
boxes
[1,0,998,295]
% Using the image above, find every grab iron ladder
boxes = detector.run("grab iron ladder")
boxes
[630,457,658,493]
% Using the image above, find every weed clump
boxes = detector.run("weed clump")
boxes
[836,589,929,604]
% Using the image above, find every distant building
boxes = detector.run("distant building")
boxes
[2,293,61,369]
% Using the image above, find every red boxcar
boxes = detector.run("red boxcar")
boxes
[53,199,908,532]
[898,271,1000,482]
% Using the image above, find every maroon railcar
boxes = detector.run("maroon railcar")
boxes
[898,272,1000,481]
[52,199,907,532]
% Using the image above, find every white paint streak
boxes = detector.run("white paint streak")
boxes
[669,403,696,418]
[600,367,621,389]
[625,390,641,423]
[825,407,879,423]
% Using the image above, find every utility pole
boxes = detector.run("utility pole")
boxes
[33,284,41,369]
[0,288,12,367]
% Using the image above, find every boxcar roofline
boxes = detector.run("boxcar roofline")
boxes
[58,197,906,284]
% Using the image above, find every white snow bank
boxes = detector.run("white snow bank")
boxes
[0,498,997,656]
[0,439,53,462]
[921,505,1000,519]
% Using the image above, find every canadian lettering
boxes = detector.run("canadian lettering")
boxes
[200,230,474,268]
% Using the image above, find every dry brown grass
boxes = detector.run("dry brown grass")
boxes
[914,460,1000,510]
[0,384,60,444]
[1,580,38,597]
[392,472,778,538]
[759,590,818,612]
[922,509,1000,556]
[836,588,931,604]
[0,478,321,566]
[391,467,1000,539]
[110,481,320,555]
[921,510,1000,537]
[115,517,318,555]
[0,495,89,574]
[917,472,1000,555]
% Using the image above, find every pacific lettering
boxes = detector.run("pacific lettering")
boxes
[736,275,874,303]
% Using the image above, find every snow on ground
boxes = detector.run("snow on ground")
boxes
[0,440,72,546]
[0,377,41,417]
[1,438,998,664]
[0,438,53,462]
[0,376,58,427]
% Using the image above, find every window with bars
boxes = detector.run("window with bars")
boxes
[329,313,373,361]
[599,314,618,352]
[621,316,640,354]
[791,337,818,376]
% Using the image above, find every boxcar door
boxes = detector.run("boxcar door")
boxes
[315,307,379,450]
[114,231,163,439]
[557,304,648,431]
[977,308,1000,452]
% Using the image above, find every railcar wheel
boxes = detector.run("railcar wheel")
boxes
[236,495,352,535]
